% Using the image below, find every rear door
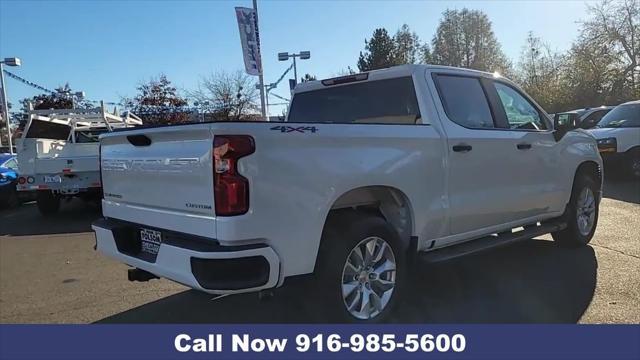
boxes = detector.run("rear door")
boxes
[432,73,547,235]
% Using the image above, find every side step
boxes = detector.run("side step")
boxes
[419,221,566,263]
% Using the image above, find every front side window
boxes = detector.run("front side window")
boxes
[435,75,495,129]
[597,104,640,128]
[287,77,420,124]
[494,82,547,130]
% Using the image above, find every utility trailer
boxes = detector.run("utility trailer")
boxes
[16,103,142,215]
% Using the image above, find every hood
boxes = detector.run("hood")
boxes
[586,127,624,139]
[0,167,17,184]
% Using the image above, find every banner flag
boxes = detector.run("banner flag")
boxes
[235,7,262,76]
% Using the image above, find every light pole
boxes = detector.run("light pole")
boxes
[256,82,276,118]
[278,51,310,88]
[0,57,21,153]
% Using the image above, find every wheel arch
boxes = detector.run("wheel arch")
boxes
[574,160,603,189]
[323,185,415,245]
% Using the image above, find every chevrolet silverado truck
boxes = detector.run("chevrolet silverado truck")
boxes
[93,65,603,322]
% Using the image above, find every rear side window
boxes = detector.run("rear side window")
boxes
[287,77,420,124]
[435,75,495,129]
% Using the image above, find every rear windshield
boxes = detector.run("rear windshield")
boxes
[287,77,420,124]
[75,129,109,143]
[597,104,640,128]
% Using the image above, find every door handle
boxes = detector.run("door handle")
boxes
[517,143,532,150]
[452,144,473,153]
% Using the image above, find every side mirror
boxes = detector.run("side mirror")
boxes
[553,113,578,141]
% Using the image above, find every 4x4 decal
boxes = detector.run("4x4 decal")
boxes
[270,125,318,133]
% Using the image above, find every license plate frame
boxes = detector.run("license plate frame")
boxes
[140,228,162,255]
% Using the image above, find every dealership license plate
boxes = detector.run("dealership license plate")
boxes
[140,228,162,255]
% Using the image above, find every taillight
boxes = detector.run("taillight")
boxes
[213,135,255,216]
[18,177,26,185]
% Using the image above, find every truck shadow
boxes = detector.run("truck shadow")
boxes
[96,239,596,323]
[602,176,640,204]
[0,199,99,236]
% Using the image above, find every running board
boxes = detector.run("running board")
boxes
[419,221,567,263]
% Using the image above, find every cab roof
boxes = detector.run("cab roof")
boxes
[294,64,506,94]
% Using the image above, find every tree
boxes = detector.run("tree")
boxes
[420,43,433,64]
[393,24,421,64]
[124,74,189,125]
[300,74,317,83]
[431,8,512,75]
[516,32,570,113]
[333,67,357,76]
[21,84,92,110]
[571,0,639,103]
[357,28,397,71]
[187,70,259,122]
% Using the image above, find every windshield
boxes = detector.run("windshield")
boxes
[597,104,640,128]
[0,155,14,166]
[287,77,420,124]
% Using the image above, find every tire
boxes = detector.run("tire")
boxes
[5,186,20,208]
[314,210,407,322]
[36,190,60,216]
[552,173,599,247]
[626,148,640,179]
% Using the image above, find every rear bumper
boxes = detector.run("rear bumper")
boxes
[92,218,280,294]
[17,172,101,192]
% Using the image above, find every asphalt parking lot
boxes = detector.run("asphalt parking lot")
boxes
[0,178,638,324]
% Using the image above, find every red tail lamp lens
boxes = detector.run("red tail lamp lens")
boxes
[213,135,255,216]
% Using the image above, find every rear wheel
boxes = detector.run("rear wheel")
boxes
[315,211,407,322]
[36,190,60,216]
[552,173,599,247]
[5,185,20,208]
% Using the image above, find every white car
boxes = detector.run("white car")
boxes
[587,100,640,178]
[93,65,602,322]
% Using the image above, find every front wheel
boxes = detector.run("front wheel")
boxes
[315,211,407,322]
[552,173,599,247]
[627,149,640,179]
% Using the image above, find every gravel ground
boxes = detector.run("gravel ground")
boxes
[0,178,637,324]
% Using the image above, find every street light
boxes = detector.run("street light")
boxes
[277,51,310,88]
[0,57,22,153]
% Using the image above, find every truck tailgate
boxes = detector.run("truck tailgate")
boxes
[100,124,215,234]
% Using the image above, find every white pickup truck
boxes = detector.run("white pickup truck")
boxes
[16,106,142,215]
[93,65,602,322]
[587,100,640,178]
